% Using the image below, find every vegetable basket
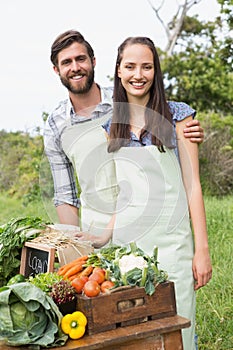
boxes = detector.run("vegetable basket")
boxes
[76,280,176,335]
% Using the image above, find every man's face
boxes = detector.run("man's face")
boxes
[54,42,95,94]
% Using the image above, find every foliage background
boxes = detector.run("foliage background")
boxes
[0,109,232,205]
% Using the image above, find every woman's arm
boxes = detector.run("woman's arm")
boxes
[75,214,115,249]
[176,116,212,290]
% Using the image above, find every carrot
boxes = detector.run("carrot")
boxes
[58,263,76,276]
[58,255,88,275]
[68,272,82,281]
[59,255,88,271]
[63,263,84,279]
[73,255,88,263]
[78,265,94,277]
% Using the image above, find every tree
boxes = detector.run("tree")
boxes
[148,0,233,113]
[147,0,233,195]
[147,0,203,56]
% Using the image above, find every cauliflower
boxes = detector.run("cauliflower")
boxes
[118,254,147,275]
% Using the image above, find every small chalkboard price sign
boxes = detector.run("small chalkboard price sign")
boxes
[20,242,55,278]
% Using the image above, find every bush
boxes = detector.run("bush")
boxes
[1,110,232,201]
[198,113,233,196]
[0,130,44,201]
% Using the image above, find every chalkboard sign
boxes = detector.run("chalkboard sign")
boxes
[20,242,55,278]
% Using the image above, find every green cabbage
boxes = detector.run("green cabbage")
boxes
[0,282,68,348]
[11,301,38,330]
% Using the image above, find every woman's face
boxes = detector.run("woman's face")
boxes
[117,43,154,103]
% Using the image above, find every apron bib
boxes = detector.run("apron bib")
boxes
[112,145,196,350]
[61,112,118,235]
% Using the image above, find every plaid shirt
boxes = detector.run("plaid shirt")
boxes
[43,85,113,208]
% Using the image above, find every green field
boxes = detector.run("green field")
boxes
[0,194,57,225]
[0,194,232,349]
[195,196,233,350]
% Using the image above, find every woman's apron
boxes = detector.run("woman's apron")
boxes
[112,145,196,350]
[61,112,118,235]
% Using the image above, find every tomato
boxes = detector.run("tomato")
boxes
[89,271,105,285]
[100,280,115,293]
[83,280,100,297]
[79,275,89,284]
[71,276,88,294]
[93,267,106,277]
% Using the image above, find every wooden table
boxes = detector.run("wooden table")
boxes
[0,315,190,350]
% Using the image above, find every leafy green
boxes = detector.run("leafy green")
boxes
[29,273,76,306]
[28,272,63,293]
[123,267,143,286]
[86,244,122,266]
[86,242,168,296]
[11,302,37,329]
[7,273,26,285]
[0,282,68,348]
[0,216,47,286]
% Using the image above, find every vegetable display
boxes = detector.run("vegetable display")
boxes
[85,242,168,296]
[0,216,47,287]
[58,258,112,297]
[0,282,68,348]
[0,214,170,348]
[61,311,87,339]
[57,242,167,297]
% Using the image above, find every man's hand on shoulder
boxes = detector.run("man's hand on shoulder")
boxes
[183,119,204,144]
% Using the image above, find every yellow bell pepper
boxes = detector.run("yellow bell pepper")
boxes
[61,311,87,339]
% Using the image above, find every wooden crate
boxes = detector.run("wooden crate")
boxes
[77,281,177,335]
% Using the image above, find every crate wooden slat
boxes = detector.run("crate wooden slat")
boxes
[77,281,177,335]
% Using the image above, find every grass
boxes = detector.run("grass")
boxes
[0,193,232,349]
[0,194,57,225]
[196,196,233,350]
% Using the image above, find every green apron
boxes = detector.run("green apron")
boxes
[112,145,196,350]
[61,113,118,235]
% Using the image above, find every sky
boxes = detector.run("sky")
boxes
[0,0,221,132]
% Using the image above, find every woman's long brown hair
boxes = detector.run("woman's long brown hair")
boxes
[108,37,174,153]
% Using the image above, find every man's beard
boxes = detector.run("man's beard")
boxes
[60,68,95,94]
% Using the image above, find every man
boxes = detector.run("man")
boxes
[44,29,204,231]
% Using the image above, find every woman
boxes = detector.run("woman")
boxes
[77,36,212,349]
